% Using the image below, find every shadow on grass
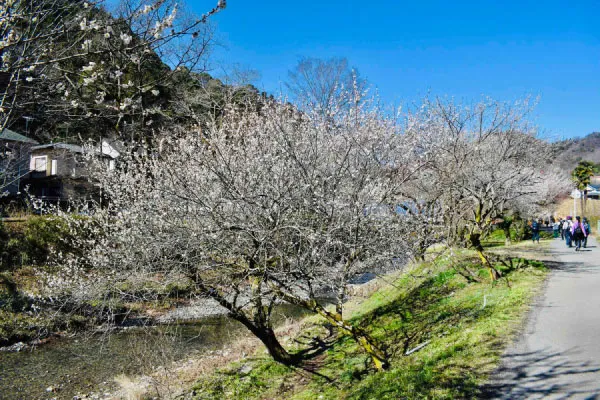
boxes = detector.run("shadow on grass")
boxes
[326,259,549,398]
[353,271,476,359]
[480,348,600,399]
[279,257,551,398]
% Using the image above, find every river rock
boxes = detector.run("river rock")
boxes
[238,364,253,375]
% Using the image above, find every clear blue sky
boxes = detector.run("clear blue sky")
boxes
[198,0,599,140]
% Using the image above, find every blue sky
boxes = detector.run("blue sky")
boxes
[199,0,599,140]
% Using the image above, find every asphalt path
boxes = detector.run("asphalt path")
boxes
[482,235,600,399]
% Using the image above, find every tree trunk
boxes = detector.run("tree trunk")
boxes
[469,233,501,281]
[503,225,512,246]
[275,291,389,371]
[335,284,345,320]
[315,306,389,371]
[243,323,295,365]
[194,280,296,366]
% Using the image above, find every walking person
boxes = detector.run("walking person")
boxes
[571,216,587,251]
[560,218,566,240]
[531,219,540,243]
[553,220,560,238]
[564,216,573,247]
[583,217,591,248]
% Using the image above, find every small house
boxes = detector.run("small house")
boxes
[0,128,39,196]
[21,141,119,203]
[587,183,600,200]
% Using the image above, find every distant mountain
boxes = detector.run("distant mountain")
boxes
[553,132,600,172]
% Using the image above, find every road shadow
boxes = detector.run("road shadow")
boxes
[542,260,598,274]
[480,348,600,399]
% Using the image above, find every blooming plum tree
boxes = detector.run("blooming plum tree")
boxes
[409,97,568,279]
[54,96,425,370]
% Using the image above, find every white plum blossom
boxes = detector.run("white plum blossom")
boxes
[118,97,132,110]
[81,62,96,72]
[120,33,132,45]
[94,91,106,104]
[81,39,92,50]
[0,0,227,134]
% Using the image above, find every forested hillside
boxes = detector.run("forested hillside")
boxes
[553,132,600,172]
[1,0,265,145]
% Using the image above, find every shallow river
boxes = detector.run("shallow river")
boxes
[0,305,306,399]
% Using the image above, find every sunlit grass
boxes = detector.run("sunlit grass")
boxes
[189,246,548,399]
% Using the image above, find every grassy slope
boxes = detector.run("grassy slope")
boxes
[189,241,548,400]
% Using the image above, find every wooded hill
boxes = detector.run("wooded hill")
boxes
[553,132,600,172]
[2,0,264,146]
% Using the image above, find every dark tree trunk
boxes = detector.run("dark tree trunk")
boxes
[503,225,512,246]
[275,291,389,371]
[469,232,501,281]
[243,322,295,365]
[194,280,295,366]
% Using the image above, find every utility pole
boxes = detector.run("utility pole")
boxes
[23,116,34,136]
[20,116,35,194]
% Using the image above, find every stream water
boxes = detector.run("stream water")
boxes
[0,305,306,399]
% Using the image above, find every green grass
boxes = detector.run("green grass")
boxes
[189,248,548,399]
[485,228,511,244]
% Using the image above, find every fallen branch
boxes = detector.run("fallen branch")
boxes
[404,340,431,356]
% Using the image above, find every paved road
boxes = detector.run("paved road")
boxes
[482,235,600,399]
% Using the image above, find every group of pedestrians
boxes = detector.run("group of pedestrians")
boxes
[556,216,591,251]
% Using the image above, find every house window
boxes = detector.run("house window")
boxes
[31,156,48,172]
[51,159,58,175]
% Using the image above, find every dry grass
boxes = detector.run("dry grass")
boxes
[111,334,262,399]
[555,197,600,238]
[555,197,600,219]
[113,374,150,400]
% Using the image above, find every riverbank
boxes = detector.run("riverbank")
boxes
[0,238,549,399]
[99,241,549,399]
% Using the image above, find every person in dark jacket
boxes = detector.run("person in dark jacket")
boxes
[583,217,591,248]
[531,219,540,243]
[571,216,588,251]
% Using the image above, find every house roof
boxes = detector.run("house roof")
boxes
[31,143,85,153]
[0,128,39,144]
[31,141,119,159]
